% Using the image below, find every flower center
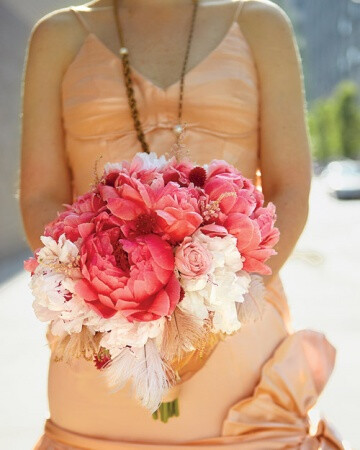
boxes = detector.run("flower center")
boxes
[135,212,157,235]
[113,243,130,272]
[189,166,207,187]
[93,347,111,370]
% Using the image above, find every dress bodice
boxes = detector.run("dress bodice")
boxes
[61,2,259,198]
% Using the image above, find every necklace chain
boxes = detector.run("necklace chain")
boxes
[112,0,199,155]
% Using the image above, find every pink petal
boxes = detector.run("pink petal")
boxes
[87,300,118,319]
[78,222,95,240]
[165,273,181,314]
[145,235,174,271]
[148,289,170,316]
[24,257,39,273]
[200,224,229,237]
[74,279,98,301]
[107,198,143,220]
[98,293,116,309]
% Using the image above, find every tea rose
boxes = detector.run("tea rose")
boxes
[175,236,212,279]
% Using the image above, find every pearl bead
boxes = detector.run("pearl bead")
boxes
[173,124,184,135]
[119,47,128,56]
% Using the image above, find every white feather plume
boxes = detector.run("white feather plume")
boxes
[100,346,139,393]
[132,339,171,413]
[236,274,268,323]
[101,339,171,413]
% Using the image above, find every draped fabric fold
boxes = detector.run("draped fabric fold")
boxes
[34,329,348,449]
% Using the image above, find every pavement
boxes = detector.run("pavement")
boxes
[0,176,359,450]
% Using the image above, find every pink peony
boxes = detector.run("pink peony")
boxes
[203,175,257,221]
[100,175,158,238]
[153,182,203,242]
[206,160,264,208]
[103,157,162,187]
[162,160,194,186]
[102,177,203,242]
[175,236,212,279]
[206,159,242,179]
[201,168,278,275]
[224,203,280,275]
[75,228,181,321]
[44,191,106,242]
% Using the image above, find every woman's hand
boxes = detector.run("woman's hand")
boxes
[19,10,81,252]
[239,1,312,284]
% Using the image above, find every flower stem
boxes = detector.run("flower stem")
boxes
[152,399,180,423]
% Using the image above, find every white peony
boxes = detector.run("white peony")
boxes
[38,234,80,266]
[133,151,169,171]
[30,234,92,337]
[94,314,165,358]
[104,151,169,175]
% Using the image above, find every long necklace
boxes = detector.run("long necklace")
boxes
[112,0,199,157]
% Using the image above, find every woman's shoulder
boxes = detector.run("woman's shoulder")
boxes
[237,0,299,71]
[26,5,92,81]
[239,0,294,27]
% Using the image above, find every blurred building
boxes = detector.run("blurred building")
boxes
[278,0,360,104]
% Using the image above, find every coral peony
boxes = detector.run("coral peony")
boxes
[154,182,203,242]
[75,229,181,321]
[44,191,106,242]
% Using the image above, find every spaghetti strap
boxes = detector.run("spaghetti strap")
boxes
[233,0,245,22]
[69,6,91,33]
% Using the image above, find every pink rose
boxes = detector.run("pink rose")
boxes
[175,236,212,279]
[75,228,181,321]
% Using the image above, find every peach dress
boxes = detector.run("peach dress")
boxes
[34,3,347,449]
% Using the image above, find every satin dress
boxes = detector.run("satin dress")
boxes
[34,3,348,449]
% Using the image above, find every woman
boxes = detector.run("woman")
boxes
[20,0,347,448]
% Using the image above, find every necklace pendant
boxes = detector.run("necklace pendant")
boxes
[173,124,184,136]
[170,122,190,162]
[119,47,129,56]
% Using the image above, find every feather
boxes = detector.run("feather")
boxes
[101,339,173,413]
[160,307,207,363]
[132,339,172,413]
[236,274,268,324]
[100,346,139,394]
[47,325,102,363]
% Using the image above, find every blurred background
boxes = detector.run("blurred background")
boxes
[0,0,359,448]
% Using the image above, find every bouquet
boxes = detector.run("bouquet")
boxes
[24,152,280,422]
